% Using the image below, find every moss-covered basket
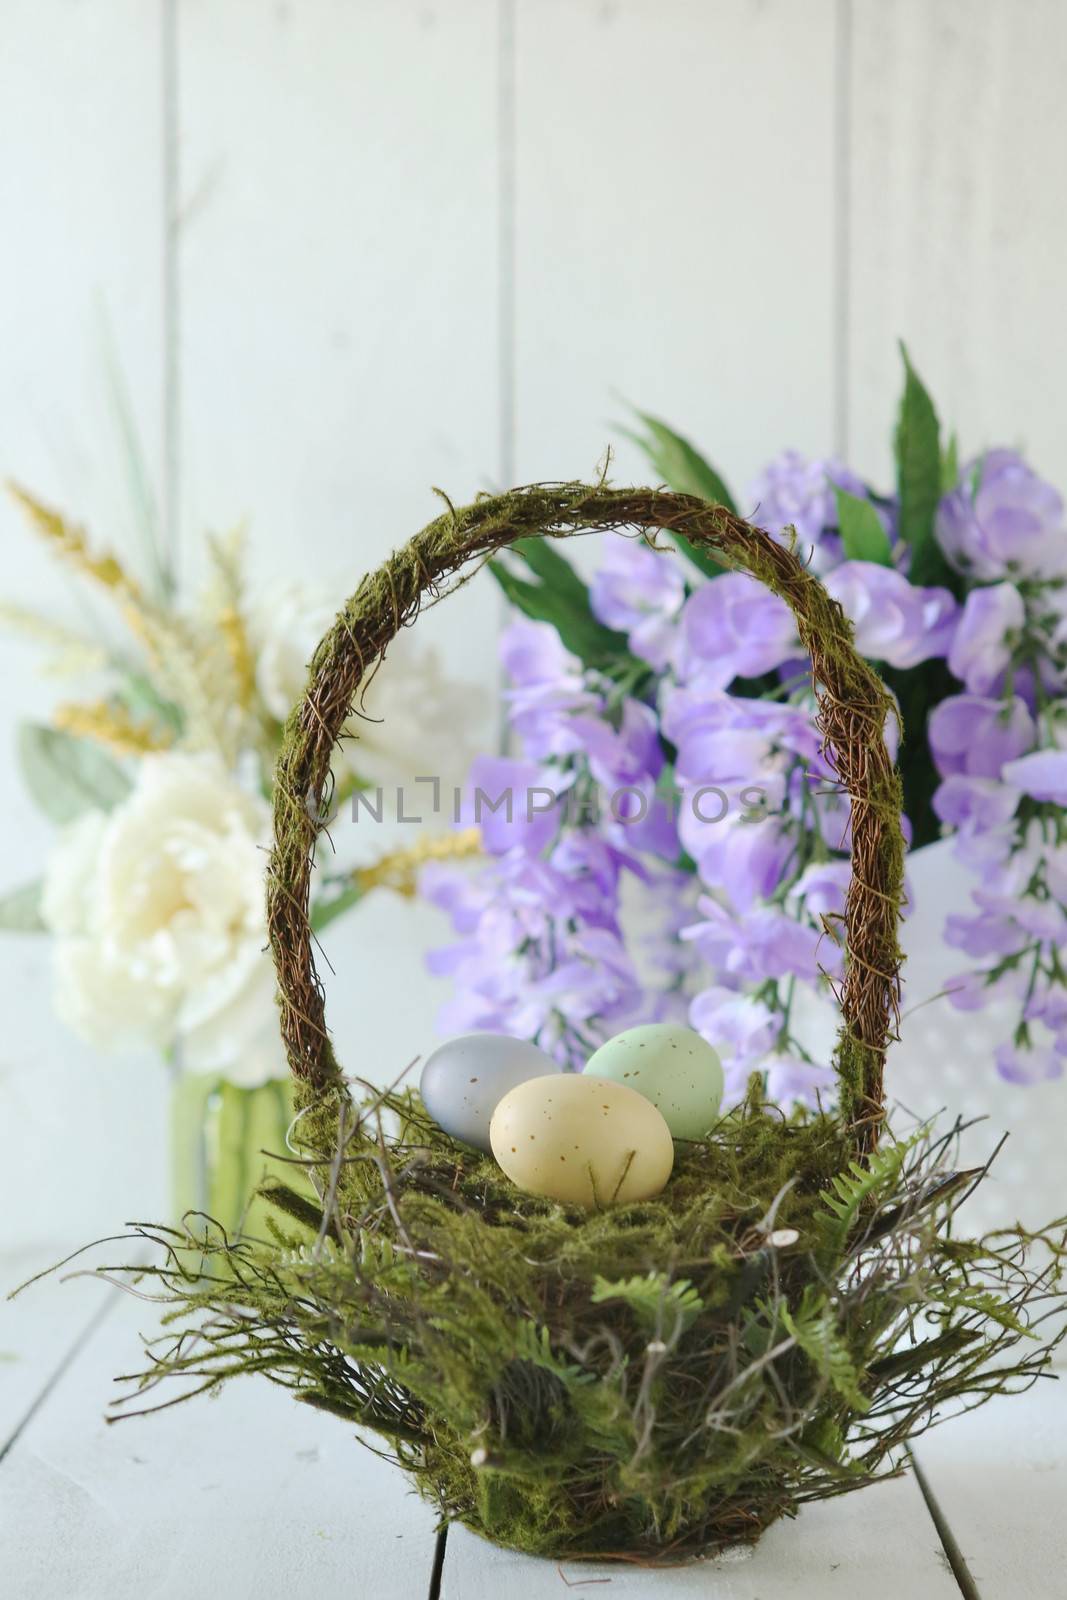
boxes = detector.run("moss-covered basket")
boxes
[46,485,1067,1565]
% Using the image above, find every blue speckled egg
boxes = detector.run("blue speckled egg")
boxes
[420,1033,561,1151]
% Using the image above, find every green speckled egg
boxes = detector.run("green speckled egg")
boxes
[584,1024,724,1141]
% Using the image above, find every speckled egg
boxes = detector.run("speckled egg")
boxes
[420,1033,560,1152]
[489,1074,674,1210]
[584,1024,724,1141]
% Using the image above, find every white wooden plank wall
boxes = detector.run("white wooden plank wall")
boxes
[847,0,1067,486]
[512,0,840,493]
[0,1,170,1253]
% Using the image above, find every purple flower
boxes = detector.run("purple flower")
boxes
[547,833,624,928]
[1002,749,1067,806]
[662,686,818,790]
[501,620,602,760]
[680,815,794,912]
[1009,894,1067,943]
[945,971,996,1013]
[431,431,1067,1104]
[689,984,779,1071]
[995,1042,1064,1085]
[420,860,492,934]
[764,1053,836,1109]
[569,698,663,790]
[426,843,649,1065]
[501,617,577,687]
[823,562,957,669]
[937,449,1067,580]
[590,538,685,669]
[932,776,1020,834]
[944,908,1024,960]
[947,582,1024,693]
[788,859,851,918]
[1024,981,1067,1032]
[1039,839,1067,904]
[464,756,562,855]
[945,964,1028,1014]
[675,574,797,688]
[682,897,833,984]
[747,450,880,574]
[507,927,643,1043]
[606,794,681,860]
[928,694,1035,778]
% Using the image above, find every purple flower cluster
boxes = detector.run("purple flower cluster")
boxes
[937,450,1067,581]
[749,451,879,574]
[927,452,1067,1082]
[422,633,693,1066]
[425,441,1067,1099]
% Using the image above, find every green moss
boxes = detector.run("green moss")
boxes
[83,1085,1065,1563]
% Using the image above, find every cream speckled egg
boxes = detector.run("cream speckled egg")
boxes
[584,1024,724,1141]
[420,1033,560,1152]
[489,1074,674,1210]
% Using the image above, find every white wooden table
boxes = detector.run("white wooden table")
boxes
[2,1250,1062,1600]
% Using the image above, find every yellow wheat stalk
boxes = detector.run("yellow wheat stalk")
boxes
[354,827,482,899]
[54,699,174,758]
[0,604,108,674]
[205,530,256,712]
[8,484,252,761]
[7,482,145,603]
[5,481,175,669]
[217,603,256,709]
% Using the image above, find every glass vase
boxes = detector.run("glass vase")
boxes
[170,1072,309,1239]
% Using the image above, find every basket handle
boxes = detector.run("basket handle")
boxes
[267,484,905,1156]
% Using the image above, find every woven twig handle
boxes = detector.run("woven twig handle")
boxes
[267,484,905,1155]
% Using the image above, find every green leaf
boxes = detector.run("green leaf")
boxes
[817,1137,915,1257]
[666,530,724,581]
[511,536,591,605]
[17,723,132,823]
[0,880,46,933]
[310,879,365,934]
[894,343,948,586]
[833,487,892,565]
[944,1283,1038,1339]
[116,671,184,736]
[514,1321,595,1386]
[868,1326,979,1383]
[941,430,960,493]
[591,1272,703,1336]
[624,409,735,578]
[628,411,737,511]
[780,1287,870,1412]
[488,557,636,674]
[883,657,959,848]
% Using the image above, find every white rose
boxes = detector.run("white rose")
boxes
[250,580,483,792]
[251,582,337,725]
[352,626,483,790]
[42,753,287,1085]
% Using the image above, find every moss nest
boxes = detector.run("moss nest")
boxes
[72,1081,1064,1565]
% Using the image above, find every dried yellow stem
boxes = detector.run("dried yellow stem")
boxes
[7,482,144,603]
[53,699,174,757]
[354,826,481,899]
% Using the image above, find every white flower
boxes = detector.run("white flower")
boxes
[353,627,483,789]
[42,753,286,1085]
[250,580,483,791]
[251,582,337,725]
